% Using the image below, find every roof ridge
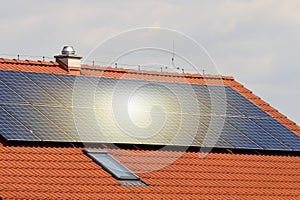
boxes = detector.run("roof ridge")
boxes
[81,64,234,80]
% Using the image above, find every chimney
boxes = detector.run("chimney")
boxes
[54,46,82,75]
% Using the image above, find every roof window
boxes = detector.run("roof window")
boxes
[83,149,146,186]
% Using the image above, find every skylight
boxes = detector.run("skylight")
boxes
[83,149,146,186]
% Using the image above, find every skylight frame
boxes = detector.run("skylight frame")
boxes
[83,149,140,180]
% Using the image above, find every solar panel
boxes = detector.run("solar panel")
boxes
[93,78,204,146]
[207,85,245,116]
[191,115,234,148]
[1,104,75,142]
[72,107,111,142]
[176,84,211,115]
[72,75,99,108]
[226,117,290,150]
[0,107,40,141]
[92,108,142,144]
[164,113,197,146]
[94,106,175,145]
[53,73,104,108]
[224,86,270,117]
[0,70,299,152]
[26,72,74,106]
[200,116,262,149]
[0,70,59,105]
[53,73,77,88]
[251,118,300,151]
[192,85,242,116]
[0,80,27,103]
[94,77,117,109]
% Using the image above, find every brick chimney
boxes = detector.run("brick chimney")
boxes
[54,46,82,75]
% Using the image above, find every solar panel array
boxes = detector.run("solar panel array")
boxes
[0,69,299,151]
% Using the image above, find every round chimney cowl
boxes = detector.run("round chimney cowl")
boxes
[61,46,75,55]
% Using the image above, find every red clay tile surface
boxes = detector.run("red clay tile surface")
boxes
[0,58,67,74]
[1,142,299,199]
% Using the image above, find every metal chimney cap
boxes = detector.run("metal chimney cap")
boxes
[61,46,75,55]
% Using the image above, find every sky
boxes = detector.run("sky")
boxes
[0,0,299,125]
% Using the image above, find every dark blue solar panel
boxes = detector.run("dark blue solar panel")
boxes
[192,85,242,116]
[168,114,201,146]
[94,77,117,109]
[252,118,300,151]
[0,80,26,103]
[210,86,244,116]
[224,86,270,117]
[34,105,80,141]
[0,106,40,141]
[193,115,234,148]
[0,70,59,105]
[60,107,106,142]
[192,85,214,115]
[0,70,299,152]
[53,73,76,88]
[25,72,73,106]
[174,83,211,114]
[165,82,208,114]
[200,116,262,149]
[1,104,74,142]
[226,117,290,150]
[54,74,100,108]
[35,105,107,142]
[72,75,99,108]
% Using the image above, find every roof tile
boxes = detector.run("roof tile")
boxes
[1,142,299,199]
[0,57,67,74]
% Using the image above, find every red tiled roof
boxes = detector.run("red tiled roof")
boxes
[0,58,68,74]
[1,142,299,199]
[1,57,300,199]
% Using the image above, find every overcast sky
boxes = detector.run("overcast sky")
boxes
[1,0,299,125]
